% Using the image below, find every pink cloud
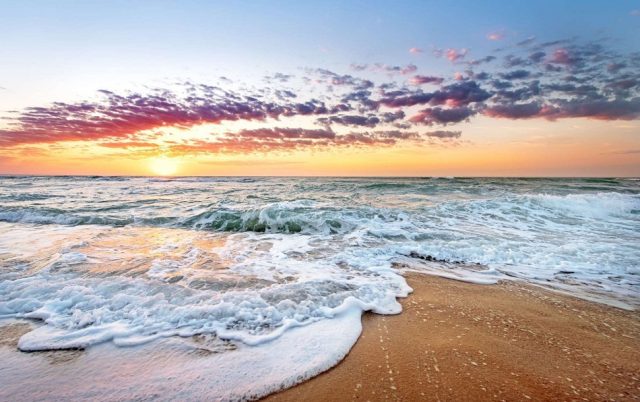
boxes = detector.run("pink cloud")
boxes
[549,48,573,65]
[409,47,423,54]
[445,48,468,62]
[410,75,444,85]
[487,31,505,41]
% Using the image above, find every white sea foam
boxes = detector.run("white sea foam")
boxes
[0,225,410,354]
[1,311,363,401]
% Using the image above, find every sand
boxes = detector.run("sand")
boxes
[266,273,640,401]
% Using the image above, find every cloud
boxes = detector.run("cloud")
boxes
[1,36,638,155]
[445,48,468,62]
[483,102,544,119]
[499,69,531,80]
[468,55,496,66]
[350,63,368,71]
[98,141,160,149]
[484,98,640,121]
[543,98,640,121]
[607,62,626,73]
[265,73,293,83]
[529,51,546,63]
[410,75,445,85]
[409,47,423,54]
[167,128,427,155]
[549,48,575,65]
[378,81,492,109]
[409,106,476,125]
[631,10,640,16]
[516,36,536,47]
[429,81,493,106]
[373,63,418,75]
[504,54,528,68]
[377,90,435,108]
[312,68,374,90]
[317,115,381,127]
[487,31,505,41]
[425,130,462,139]
[0,84,337,147]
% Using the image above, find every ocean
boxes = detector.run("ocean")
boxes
[0,176,639,400]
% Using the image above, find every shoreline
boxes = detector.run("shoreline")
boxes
[265,273,640,401]
[1,273,638,401]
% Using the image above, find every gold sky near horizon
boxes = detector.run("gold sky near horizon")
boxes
[0,116,638,177]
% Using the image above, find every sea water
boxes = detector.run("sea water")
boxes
[0,176,638,400]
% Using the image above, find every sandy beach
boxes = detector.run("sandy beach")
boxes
[1,272,639,401]
[267,273,640,401]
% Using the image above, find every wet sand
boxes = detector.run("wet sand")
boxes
[266,273,640,401]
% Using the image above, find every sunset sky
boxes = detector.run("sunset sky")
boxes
[1,0,639,176]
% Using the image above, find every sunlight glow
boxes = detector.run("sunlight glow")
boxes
[149,156,179,176]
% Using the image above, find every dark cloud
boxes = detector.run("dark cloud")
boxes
[1,37,638,154]
[543,98,640,120]
[483,102,543,119]
[409,106,476,125]
[378,81,492,109]
[317,115,381,128]
[425,130,462,139]
[168,128,427,155]
[484,98,640,121]
[377,89,434,108]
[529,51,546,63]
[607,63,626,73]
[429,81,493,106]
[467,56,497,66]
[410,75,445,85]
[380,110,406,123]
[516,36,536,47]
[0,84,335,146]
[473,72,491,80]
[504,55,528,68]
[499,70,532,80]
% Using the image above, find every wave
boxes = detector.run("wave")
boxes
[1,192,638,235]
[358,182,415,190]
[529,192,640,218]
[0,201,360,234]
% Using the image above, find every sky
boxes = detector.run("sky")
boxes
[1,0,639,176]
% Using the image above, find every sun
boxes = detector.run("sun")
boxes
[149,156,179,176]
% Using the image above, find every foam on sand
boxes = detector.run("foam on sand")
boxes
[1,310,363,401]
